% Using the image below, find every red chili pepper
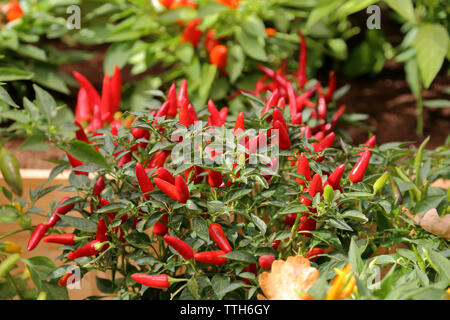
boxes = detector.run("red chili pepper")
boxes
[75,88,91,123]
[47,197,75,228]
[74,120,90,144]
[194,250,227,265]
[296,154,311,186]
[179,98,194,127]
[286,82,298,119]
[258,254,275,270]
[207,170,223,188]
[136,162,154,200]
[42,234,75,246]
[148,150,170,169]
[349,150,371,183]
[297,214,316,237]
[313,131,324,142]
[100,74,113,123]
[156,101,170,118]
[67,240,100,260]
[358,135,376,155]
[323,164,346,190]
[154,178,179,201]
[164,235,194,260]
[308,173,323,198]
[207,100,221,127]
[219,107,228,124]
[131,127,147,140]
[155,168,175,184]
[272,240,281,250]
[324,71,336,103]
[285,213,297,226]
[66,152,88,176]
[291,112,303,125]
[210,44,228,69]
[257,64,288,89]
[72,71,101,114]
[261,89,279,118]
[5,1,24,21]
[96,218,109,246]
[208,223,232,253]
[297,30,308,89]
[317,93,327,120]
[305,248,324,262]
[184,165,203,184]
[159,0,174,8]
[313,132,335,154]
[167,83,178,117]
[131,273,170,289]
[117,151,132,168]
[58,272,73,287]
[272,108,287,130]
[175,175,190,203]
[177,79,188,108]
[272,120,291,150]
[153,214,169,236]
[181,17,203,48]
[300,126,312,139]
[111,65,122,113]
[242,263,257,286]
[93,176,105,198]
[27,224,48,251]
[234,112,245,136]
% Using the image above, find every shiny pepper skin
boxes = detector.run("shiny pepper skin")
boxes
[27,224,48,251]
[47,197,75,228]
[153,214,169,236]
[296,154,311,186]
[194,250,227,265]
[93,176,105,197]
[131,273,170,289]
[208,223,232,253]
[209,45,228,69]
[42,234,75,246]
[164,235,194,260]
[349,150,371,183]
[258,255,275,270]
[67,240,100,259]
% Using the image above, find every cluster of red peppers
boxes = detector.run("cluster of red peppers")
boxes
[27,27,377,291]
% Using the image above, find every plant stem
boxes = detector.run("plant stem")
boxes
[416,90,423,137]
[0,227,33,241]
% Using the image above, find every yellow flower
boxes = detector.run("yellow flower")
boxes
[258,255,320,300]
[23,267,31,280]
[325,264,356,300]
[2,241,23,255]
[15,202,24,214]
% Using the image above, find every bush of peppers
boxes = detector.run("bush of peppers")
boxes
[22,35,449,300]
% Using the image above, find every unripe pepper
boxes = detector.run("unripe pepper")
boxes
[373,172,390,195]
[131,273,170,289]
[323,185,334,204]
[194,250,227,265]
[258,254,275,270]
[164,235,194,260]
[27,224,48,251]
[0,147,23,196]
[349,150,371,183]
[47,197,75,228]
[0,253,21,278]
[42,234,75,246]
[208,223,232,253]
[67,240,100,260]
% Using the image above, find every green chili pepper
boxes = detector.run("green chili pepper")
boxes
[373,172,389,195]
[414,136,430,186]
[323,185,334,204]
[0,253,21,278]
[0,148,22,196]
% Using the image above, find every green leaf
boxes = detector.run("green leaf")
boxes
[65,140,108,169]
[187,277,200,300]
[235,27,267,61]
[193,217,209,242]
[158,7,197,23]
[425,248,450,282]
[221,251,257,264]
[32,64,70,94]
[309,230,344,252]
[33,84,57,120]
[104,41,133,75]
[328,218,353,231]
[58,215,97,232]
[226,45,245,84]
[414,24,449,89]
[0,86,19,108]
[125,231,152,249]
[348,237,364,274]
[243,15,266,39]
[384,0,416,23]
[25,256,69,300]
[341,210,368,223]
[225,188,253,203]
[0,68,33,82]
[306,0,345,29]
[251,214,267,235]
[405,59,421,98]
[423,99,450,108]
[96,277,117,294]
